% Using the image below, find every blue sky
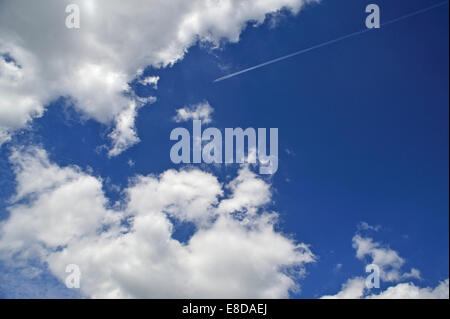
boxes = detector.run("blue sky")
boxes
[0,0,448,298]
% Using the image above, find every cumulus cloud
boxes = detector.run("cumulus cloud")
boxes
[174,101,215,124]
[0,146,315,298]
[1,147,120,261]
[366,280,449,299]
[0,0,316,154]
[352,234,420,282]
[322,277,368,299]
[107,97,156,157]
[323,277,449,299]
[217,166,271,215]
[321,231,448,299]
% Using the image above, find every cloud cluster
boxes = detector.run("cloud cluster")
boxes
[352,234,421,282]
[0,0,315,154]
[0,147,315,298]
[367,280,449,299]
[174,101,215,124]
[322,228,448,299]
[323,276,449,299]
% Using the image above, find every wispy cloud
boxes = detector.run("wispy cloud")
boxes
[174,101,214,124]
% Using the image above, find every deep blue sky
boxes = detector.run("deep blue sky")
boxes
[0,0,448,298]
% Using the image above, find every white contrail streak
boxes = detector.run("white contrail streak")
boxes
[213,1,448,83]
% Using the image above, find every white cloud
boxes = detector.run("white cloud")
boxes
[352,234,420,282]
[138,76,160,89]
[323,278,449,299]
[367,280,449,299]
[0,0,316,154]
[357,221,381,232]
[174,101,215,124]
[0,146,315,298]
[321,232,447,299]
[127,159,135,167]
[126,167,223,225]
[322,277,367,299]
[107,97,156,157]
[217,166,271,215]
[0,147,120,262]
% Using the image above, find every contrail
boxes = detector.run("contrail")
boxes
[213,1,448,83]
